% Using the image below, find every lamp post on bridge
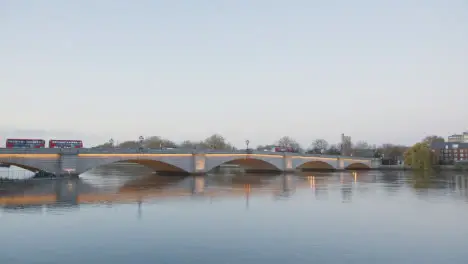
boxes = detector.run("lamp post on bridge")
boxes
[138,136,144,152]
[245,140,250,154]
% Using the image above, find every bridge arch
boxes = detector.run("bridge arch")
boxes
[79,157,190,176]
[0,162,42,173]
[345,162,371,170]
[204,155,282,173]
[295,160,336,171]
[0,159,59,177]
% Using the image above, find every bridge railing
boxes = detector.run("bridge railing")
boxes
[0,148,61,154]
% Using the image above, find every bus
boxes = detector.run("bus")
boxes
[6,139,46,148]
[274,146,299,153]
[48,140,83,148]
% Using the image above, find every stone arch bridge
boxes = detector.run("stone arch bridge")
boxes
[0,148,380,177]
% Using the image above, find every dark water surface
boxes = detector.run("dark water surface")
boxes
[1,167,468,263]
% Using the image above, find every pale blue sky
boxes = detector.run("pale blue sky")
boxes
[1,0,467,147]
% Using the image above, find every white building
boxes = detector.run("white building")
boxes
[448,131,468,143]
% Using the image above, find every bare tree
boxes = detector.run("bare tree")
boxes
[377,143,408,159]
[311,139,329,153]
[354,141,371,150]
[340,135,352,156]
[277,136,301,150]
[326,144,341,155]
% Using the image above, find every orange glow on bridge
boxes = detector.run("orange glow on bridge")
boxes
[206,154,283,158]
[78,153,192,157]
[0,154,59,158]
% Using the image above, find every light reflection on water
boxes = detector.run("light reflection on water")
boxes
[1,166,468,263]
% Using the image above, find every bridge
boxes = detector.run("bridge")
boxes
[0,148,380,177]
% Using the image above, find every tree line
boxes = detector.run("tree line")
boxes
[93,134,431,160]
[94,133,453,170]
[93,134,236,151]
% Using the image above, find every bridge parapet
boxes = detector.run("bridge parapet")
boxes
[0,148,61,154]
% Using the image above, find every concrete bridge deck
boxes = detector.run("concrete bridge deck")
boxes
[0,148,380,177]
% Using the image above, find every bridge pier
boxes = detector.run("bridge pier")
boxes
[191,176,205,194]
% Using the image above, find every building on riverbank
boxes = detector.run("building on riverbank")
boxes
[431,142,468,164]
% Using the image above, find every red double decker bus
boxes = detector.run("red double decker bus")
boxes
[48,140,83,148]
[6,139,46,148]
[274,146,299,153]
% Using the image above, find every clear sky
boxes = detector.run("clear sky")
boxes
[1,0,467,148]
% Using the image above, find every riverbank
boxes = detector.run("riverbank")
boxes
[378,165,411,170]
[433,165,468,171]
[378,164,468,171]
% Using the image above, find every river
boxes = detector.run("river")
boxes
[1,166,468,263]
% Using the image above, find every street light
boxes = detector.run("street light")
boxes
[245,140,250,151]
[138,136,144,152]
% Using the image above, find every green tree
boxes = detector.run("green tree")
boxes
[93,142,113,149]
[143,136,178,148]
[404,142,434,170]
[143,136,163,148]
[203,134,236,150]
[118,141,140,148]
[179,140,208,149]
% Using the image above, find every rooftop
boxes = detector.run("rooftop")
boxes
[431,141,468,149]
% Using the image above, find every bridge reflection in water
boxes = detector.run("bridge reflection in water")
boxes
[0,174,296,207]
[2,170,468,216]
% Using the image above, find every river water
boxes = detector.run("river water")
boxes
[1,166,468,263]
